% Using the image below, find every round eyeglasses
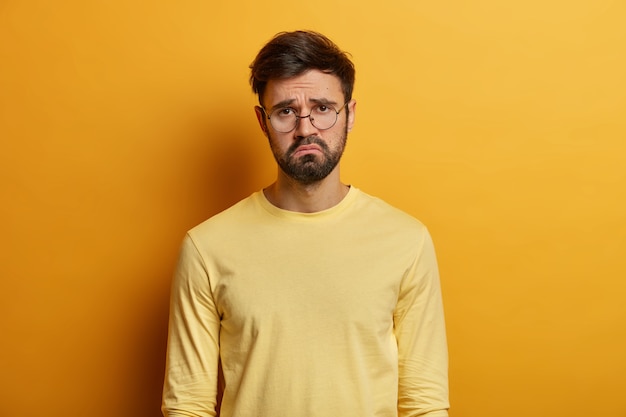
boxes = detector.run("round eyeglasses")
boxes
[260,102,348,133]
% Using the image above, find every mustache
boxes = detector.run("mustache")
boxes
[286,136,329,156]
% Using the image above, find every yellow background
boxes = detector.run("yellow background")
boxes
[1,1,625,416]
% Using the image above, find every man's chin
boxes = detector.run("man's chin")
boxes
[281,164,331,184]
[294,153,318,164]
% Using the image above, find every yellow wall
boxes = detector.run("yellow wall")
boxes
[1,1,625,416]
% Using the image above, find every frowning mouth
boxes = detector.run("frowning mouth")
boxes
[293,144,322,156]
[287,137,327,158]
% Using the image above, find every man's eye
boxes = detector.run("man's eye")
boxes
[276,108,295,117]
[316,105,330,113]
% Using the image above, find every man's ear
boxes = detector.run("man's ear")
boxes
[346,99,356,133]
[255,106,269,137]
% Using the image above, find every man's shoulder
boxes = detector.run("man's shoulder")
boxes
[188,191,261,236]
[354,188,426,230]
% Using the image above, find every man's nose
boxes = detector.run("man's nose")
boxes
[293,114,317,137]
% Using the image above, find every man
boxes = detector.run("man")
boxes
[162,30,449,417]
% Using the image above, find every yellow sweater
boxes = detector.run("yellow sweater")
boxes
[162,187,449,417]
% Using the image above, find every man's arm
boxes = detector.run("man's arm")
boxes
[162,234,221,417]
[394,230,449,417]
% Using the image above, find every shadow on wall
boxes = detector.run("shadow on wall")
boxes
[126,113,265,416]
[182,108,268,223]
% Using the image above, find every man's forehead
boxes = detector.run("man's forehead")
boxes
[263,70,343,105]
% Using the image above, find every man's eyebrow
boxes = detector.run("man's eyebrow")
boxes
[268,99,295,112]
[268,97,339,112]
[310,98,339,106]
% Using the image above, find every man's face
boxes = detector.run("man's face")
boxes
[255,69,356,185]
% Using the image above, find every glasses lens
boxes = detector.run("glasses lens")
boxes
[269,108,297,132]
[310,105,338,130]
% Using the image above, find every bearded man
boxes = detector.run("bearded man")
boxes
[162,30,450,417]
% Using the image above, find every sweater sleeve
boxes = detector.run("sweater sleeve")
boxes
[162,234,221,417]
[394,229,449,417]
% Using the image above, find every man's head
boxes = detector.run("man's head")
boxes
[250,31,356,186]
[249,30,355,106]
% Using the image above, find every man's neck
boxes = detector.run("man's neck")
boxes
[263,169,350,213]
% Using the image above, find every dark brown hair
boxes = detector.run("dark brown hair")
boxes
[249,30,355,105]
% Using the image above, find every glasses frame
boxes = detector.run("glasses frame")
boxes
[259,102,348,133]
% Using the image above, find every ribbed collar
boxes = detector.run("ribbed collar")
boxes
[254,186,359,221]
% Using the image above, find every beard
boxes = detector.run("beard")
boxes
[269,126,348,185]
